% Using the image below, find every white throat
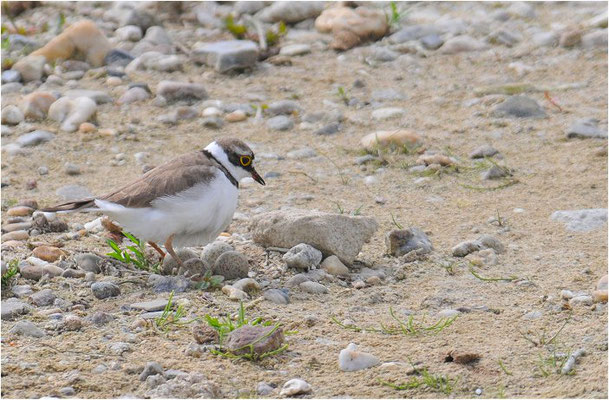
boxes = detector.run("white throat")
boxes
[205,141,250,182]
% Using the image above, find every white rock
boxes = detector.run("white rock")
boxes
[280,44,311,56]
[48,97,97,132]
[1,105,25,125]
[371,107,405,121]
[202,107,223,117]
[440,35,489,54]
[338,343,380,372]
[280,379,312,396]
[116,25,143,41]
[221,285,249,301]
[84,217,104,233]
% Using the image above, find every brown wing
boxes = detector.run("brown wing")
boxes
[100,151,218,208]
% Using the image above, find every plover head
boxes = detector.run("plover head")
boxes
[205,138,266,185]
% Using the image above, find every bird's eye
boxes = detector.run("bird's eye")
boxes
[240,156,252,167]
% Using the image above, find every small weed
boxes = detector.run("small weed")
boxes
[386,1,405,28]
[205,302,288,361]
[106,232,159,272]
[193,270,224,290]
[535,347,573,377]
[224,15,247,39]
[319,150,350,185]
[490,209,509,227]
[266,21,287,47]
[1,36,10,51]
[332,307,457,336]
[1,259,19,288]
[154,291,198,332]
[390,212,404,229]
[469,267,518,282]
[57,12,66,32]
[496,384,507,398]
[333,202,364,216]
[498,359,512,375]
[337,86,349,105]
[380,366,457,395]
[518,314,571,347]
[459,178,519,191]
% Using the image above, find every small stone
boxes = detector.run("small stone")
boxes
[2,230,30,241]
[104,48,135,67]
[59,387,75,397]
[566,118,608,139]
[263,288,290,305]
[64,314,82,331]
[360,130,422,151]
[257,382,275,396]
[286,147,316,159]
[32,246,65,262]
[140,362,164,382]
[64,162,81,176]
[593,275,608,303]
[62,269,86,278]
[299,281,328,294]
[280,379,311,396]
[440,35,488,54]
[20,92,56,120]
[9,320,45,337]
[192,40,259,73]
[157,81,208,104]
[2,70,21,83]
[116,25,143,42]
[7,206,34,217]
[550,209,607,232]
[30,289,57,306]
[148,274,192,293]
[438,309,460,318]
[212,251,249,280]
[385,228,433,256]
[268,100,302,117]
[482,165,509,180]
[321,255,349,276]
[192,324,219,344]
[560,29,582,47]
[11,55,46,82]
[15,130,55,147]
[1,105,24,125]
[339,343,380,371]
[314,123,340,136]
[225,110,247,122]
[569,295,593,307]
[118,87,150,105]
[75,253,102,273]
[370,46,399,62]
[222,285,249,301]
[372,107,405,121]
[89,311,114,326]
[131,299,169,312]
[201,116,224,129]
[492,96,546,119]
[283,243,323,270]
[225,324,284,356]
[280,44,311,56]
[108,342,132,355]
[91,282,121,299]
[1,299,31,320]
[12,285,33,298]
[470,145,499,159]
[420,33,444,50]
[582,29,608,49]
[267,115,294,131]
[523,310,543,320]
[233,278,260,293]
[48,96,97,132]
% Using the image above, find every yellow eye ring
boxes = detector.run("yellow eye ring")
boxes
[240,156,252,167]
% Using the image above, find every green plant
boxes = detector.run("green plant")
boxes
[380,366,457,395]
[337,86,349,105]
[266,21,287,47]
[1,36,10,51]
[106,231,159,272]
[1,259,19,288]
[498,359,512,375]
[519,314,571,347]
[469,267,518,282]
[386,1,405,27]
[390,212,403,229]
[204,302,289,361]
[224,15,247,39]
[193,270,224,290]
[154,291,199,332]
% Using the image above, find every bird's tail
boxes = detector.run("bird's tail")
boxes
[41,199,97,213]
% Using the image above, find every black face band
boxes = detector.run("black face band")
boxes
[202,150,239,188]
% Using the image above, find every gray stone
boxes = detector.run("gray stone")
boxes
[420,34,444,50]
[9,320,45,337]
[440,35,488,54]
[1,105,24,125]
[385,228,433,256]
[140,361,164,381]
[582,29,608,49]
[213,251,249,280]
[30,289,56,306]
[286,274,310,287]
[492,96,546,118]
[267,100,301,116]
[551,209,608,232]
[201,241,234,267]
[108,342,132,355]
[118,87,150,104]
[75,253,102,273]
[162,249,199,275]
[314,123,340,135]
[91,282,121,299]
[143,26,172,46]
[371,88,406,102]
[12,285,33,298]
[286,147,316,159]
[15,130,55,147]
[372,107,405,121]
[251,209,378,264]
[64,162,81,175]
[255,1,324,23]
[280,44,311,56]
[2,70,22,83]
[370,47,399,62]
[64,89,113,104]
[390,25,442,43]
[89,311,114,326]
[320,255,349,276]
[257,382,276,396]
[531,31,558,47]
[201,116,224,129]
[283,243,323,270]
[225,324,284,356]
[267,115,294,131]
[192,40,259,73]
[116,25,143,42]
[148,274,192,293]
[62,269,86,278]
[19,264,43,280]
[470,145,499,159]
[131,299,169,312]
[488,29,522,47]
[56,184,93,201]
[235,1,267,15]
[482,165,509,180]
[104,49,135,67]
[263,288,290,305]
[452,235,504,257]
[299,281,328,294]
[1,299,31,320]
[59,387,75,396]
[157,81,208,103]
[566,118,608,139]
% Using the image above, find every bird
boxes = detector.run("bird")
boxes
[42,137,265,266]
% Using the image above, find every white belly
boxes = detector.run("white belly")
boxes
[95,173,239,248]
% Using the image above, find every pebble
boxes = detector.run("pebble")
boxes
[268,100,301,116]
[12,285,33,298]
[7,206,34,216]
[492,96,546,119]
[225,324,284,356]
[280,379,312,396]
[59,387,76,396]
[75,253,102,273]
[48,96,97,132]
[131,299,170,312]
[421,33,444,50]
[118,87,150,105]
[32,245,65,262]
[116,25,143,41]
[267,115,294,131]
[1,299,31,320]
[89,311,114,326]
[64,162,81,175]
[2,230,30,241]
[91,282,121,299]
[1,105,24,125]
[148,274,192,293]
[263,288,290,304]
[140,362,164,381]
[30,289,57,306]
[566,118,608,139]
[582,29,608,49]
[232,278,260,293]
[569,295,593,307]
[192,40,259,73]
[482,165,509,180]
[280,44,312,56]
[62,269,86,279]
[2,70,22,83]
[360,130,422,151]
[222,285,249,301]
[15,130,55,147]
[11,54,46,82]
[385,228,433,256]
[108,342,132,355]
[225,110,247,122]
[283,243,323,270]
[338,343,380,371]
[201,116,224,129]
[299,281,328,294]
[550,209,607,232]
[286,147,316,159]
[440,35,488,53]
[192,324,219,344]
[314,123,341,136]
[9,320,45,337]
[523,310,543,320]
[104,49,135,67]
[257,382,275,396]
[560,29,582,47]
[470,145,499,159]
[372,107,405,121]
[212,251,249,280]
[321,255,349,276]
[200,241,234,267]
[20,91,56,120]
[64,314,83,331]
[593,275,608,303]
[437,309,460,318]
[157,80,208,104]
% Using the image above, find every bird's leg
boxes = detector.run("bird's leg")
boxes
[164,234,183,267]
[148,242,166,261]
